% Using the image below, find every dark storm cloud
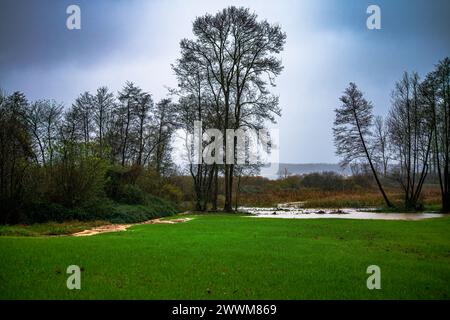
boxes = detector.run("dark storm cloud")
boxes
[320,0,450,36]
[0,0,134,71]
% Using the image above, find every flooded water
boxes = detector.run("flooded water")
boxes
[240,206,445,221]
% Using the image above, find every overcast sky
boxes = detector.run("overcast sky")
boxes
[1,0,449,164]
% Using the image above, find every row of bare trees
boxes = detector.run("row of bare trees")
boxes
[0,83,178,223]
[334,58,450,211]
[172,6,286,211]
[25,82,177,173]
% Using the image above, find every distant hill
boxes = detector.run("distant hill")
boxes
[259,163,351,179]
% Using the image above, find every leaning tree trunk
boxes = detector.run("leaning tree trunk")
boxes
[354,110,393,208]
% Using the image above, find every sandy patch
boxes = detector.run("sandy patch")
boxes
[72,218,192,237]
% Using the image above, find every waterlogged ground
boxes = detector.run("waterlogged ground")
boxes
[240,204,444,220]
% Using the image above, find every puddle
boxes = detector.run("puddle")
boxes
[240,206,444,221]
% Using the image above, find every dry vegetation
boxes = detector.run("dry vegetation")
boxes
[231,175,443,210]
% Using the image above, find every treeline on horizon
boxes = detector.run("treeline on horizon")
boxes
[334,57,450,211]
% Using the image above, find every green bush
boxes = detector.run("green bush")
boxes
[160,183,183,203]
[24,202,71,223]
[22,193,179,224]
[23,198,112,223]
[44,143,109,208]
[117,184,147,205]
[135,168,160,194]
[101,194,178,223]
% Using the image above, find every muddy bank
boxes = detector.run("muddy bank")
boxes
[72,218,192,236]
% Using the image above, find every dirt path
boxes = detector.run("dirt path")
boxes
[72,218,192,237]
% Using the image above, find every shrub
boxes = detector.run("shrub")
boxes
[135,168,160,194]
[22,194,178,224]
[45,143,109,207]
[116,184,147,205]
[105,195,178,223]
[160,183,183,203]
[23,198,114,223]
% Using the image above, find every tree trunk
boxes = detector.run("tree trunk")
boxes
[353,109,393,208]
[212,165,218,211]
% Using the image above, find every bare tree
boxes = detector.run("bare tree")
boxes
[387,72,433,209]
[92,86,115,155]
[172,47,222,211]
[150,99,177,174]
[373,115,391,176]
[334,82,393,207]
[174,6,285,211]
[26,101,48,165]
[435,58,450,212]
[134,92,153,166]
[117,82,141,166]
[175,93,216,211]
[423,58,450,211]
[72,92,94,145]
[26,99,63,167]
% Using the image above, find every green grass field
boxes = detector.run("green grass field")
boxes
[1,214,450,299]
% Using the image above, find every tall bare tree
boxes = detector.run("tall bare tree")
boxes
[435,58,450,212]
[387,72,433,209]
[72,92,94,145]
[423,58,450,211]
[174,6,285,211]
[334,82,393,207]
[92,86,115,155]
[117,82,141,166]
[134,92,153,166]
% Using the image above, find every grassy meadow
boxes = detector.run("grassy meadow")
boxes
[1,214,450,300]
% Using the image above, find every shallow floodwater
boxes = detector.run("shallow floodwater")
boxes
[240,206,444,221]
